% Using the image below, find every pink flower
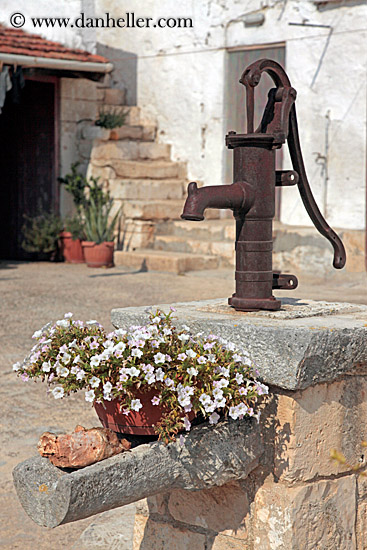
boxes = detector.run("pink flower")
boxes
[21,373,29,382]
[151,395,161,406]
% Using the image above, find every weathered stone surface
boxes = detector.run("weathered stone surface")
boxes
[251,475,356,549]
[108,179,186,201]
[356,475,367,550]
[72,505,136,550]
[114,249,219,274]
[60,78,98,101]
[212,534,249,549]
[81,125,111,141]
[274,378,367,482]
[133,516,206,550]
[111,299,367,390]
[38,425,130,468]
[13,418,263,527]
[107,160,185,180]
[168,481,249,533]
[60,99,98,122]
[109,125,156,141]
[103,88,126,106]
[122,199,184,221]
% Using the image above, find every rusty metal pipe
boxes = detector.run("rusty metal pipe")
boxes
[181,181,253,221]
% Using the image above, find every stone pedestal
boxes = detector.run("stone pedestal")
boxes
[111,298,367,550]
[12,298,367,550]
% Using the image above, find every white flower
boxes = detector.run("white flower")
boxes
[154,352,166,364]
[197,356,207,364]
[219,366,230,377]
[61,352,71,365]
[236,403,249,416]
[178,333,190,342]
[209,412,220,425]
[114,342,126,352]
[127,366,140,377]
[58,367,69,378]
[12,362,21,372]
[226,342,236,352]
[186,349,196,359]
[229,406,240,419]
[242,357,252,367]
[68,339,78,349]
[145,373,156,384]
[187,367,198,377]
[178,394,191,407]
[42,361,51,373]
[131,399,142,411]
[115,329,127,337]
[207,354,216,362]
[131,348,143,358]
[56,319,69,328]
[183,416,191,431]
[73,355,80,364]
[85,389,95,402]
[216,378,229,389]
[32,330,43,339]
[163,328,172,336]
[182,325,190,332]
[76,369,86,380]
[165,377,175,388]
[214,397,226,408]
[256,382,269,395]
[89,376,101,388]
[103,340,114,349]
[52,386,64,399]
[152,316,161,324]
[155,368,164,381]
[64,312,73,318]
[86,320,98,325]
[199,393,211,406]
[213,387,224,400]
[232,353,242,363]
[90,356,101,368]
[239,386,248,396]
[103,381,113,394]
[235,373,244,384]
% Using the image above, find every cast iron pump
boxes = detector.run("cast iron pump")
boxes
[181,59,346,312]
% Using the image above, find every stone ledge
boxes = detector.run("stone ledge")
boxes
[111,298,367,391]
[13,419,263,528]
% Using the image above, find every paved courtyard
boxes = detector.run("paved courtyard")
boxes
[1,260,366,549]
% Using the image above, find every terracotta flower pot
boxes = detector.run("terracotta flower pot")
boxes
[81,241,114,268]
[94,392,166,436]
[60,231,85,263]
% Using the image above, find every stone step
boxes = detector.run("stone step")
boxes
[156,218,235,240]
[91,141,171,161]
[110,125,156,141]
[100,105,141,125]
[121,200,223,221]
[108,179,187,200]
[102,88,126,106]
[92,159,187,180]
[114,249,219,274]
[153,235,235,265]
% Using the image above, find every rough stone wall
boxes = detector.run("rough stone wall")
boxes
[132,376,367,550]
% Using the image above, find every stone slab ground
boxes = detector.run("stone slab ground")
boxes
[1,260,366,549]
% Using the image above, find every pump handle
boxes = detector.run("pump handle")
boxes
[240,58,346,270]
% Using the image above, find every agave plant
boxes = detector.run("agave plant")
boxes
[83,196,120,244]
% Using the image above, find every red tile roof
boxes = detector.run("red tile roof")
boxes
[0,25,108,63]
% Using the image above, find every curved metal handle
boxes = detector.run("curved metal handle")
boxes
[288,105,346,269]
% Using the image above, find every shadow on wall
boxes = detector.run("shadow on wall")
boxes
[97,44,138,106]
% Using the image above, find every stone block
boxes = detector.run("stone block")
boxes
[108,179,186,201]
[356,475,367,550]
[120,220,155,250]
[60,78,98,101]
[133,516,206,550]
[60,99,98,122]
[111,160,185,180]
[81,125,110,141]
[122,200,184,221]
[274,377,367,483]
[91,141,139,161]
[342,230,365,273]
[168,482,249,535]
[110,126,145,141]
[142,125,157,141]
[86,163,116,182]
[104,88,126,105]
[212,534,249,549]
[114,249,218,273]
[138,142,171,160]
[251,475,356,550]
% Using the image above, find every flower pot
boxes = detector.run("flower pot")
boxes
[94,392,166,436]
[81,241,114,268]
[60,231,85,263]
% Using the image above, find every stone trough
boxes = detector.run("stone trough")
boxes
[13,298,367,549]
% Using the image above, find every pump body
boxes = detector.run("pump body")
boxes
[181,59,346,312]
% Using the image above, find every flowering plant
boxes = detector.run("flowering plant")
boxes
[13,310,268,443]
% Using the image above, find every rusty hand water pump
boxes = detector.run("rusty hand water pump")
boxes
[181,59,346,312]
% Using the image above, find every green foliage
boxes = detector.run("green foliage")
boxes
[95,107,129,129]
[58,163,88,214]
[22,212,63,255]
[64,215,86,241]
[83,196,120,244]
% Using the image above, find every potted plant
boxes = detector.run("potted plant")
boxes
[22,211,63,261]
[13,309,268,444]
[59,216,86,264]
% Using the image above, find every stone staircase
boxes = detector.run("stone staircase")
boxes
[80,87,234,273]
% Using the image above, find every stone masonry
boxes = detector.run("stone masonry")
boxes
[12,298,367,549]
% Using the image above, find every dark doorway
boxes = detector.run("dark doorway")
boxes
[0,77,58,259]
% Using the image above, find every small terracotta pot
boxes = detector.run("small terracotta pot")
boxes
[60,231,85,264]
[94,392,166,436]
[82,241,114,268]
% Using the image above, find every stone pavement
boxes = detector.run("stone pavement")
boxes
[1,260,366,549]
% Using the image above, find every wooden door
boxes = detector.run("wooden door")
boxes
[0,78,57,260]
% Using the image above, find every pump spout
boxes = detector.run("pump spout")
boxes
[181,181,252,221]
